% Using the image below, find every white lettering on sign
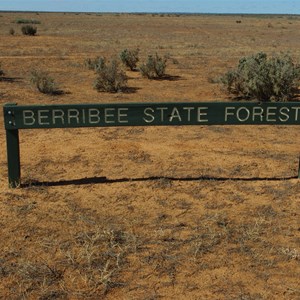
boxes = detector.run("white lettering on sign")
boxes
[88,108,100,124]
[104,108,115,124]
[197,107,208,122]
[292,107,300,121]
[82,109,86,124]
[266,107,277,122]
[143,107,155,123]
[236,107,250,122]
[21,108,130,126]
[23,110,35,125]
[169,107,182,122]
[52,109,65,125]
[38,110,50,125]
[183,107,195,121]
[118,108,129,123]
[225,107,235,122]
[68,109,80,124]
[142,106,209,123]
[252,107,264,122]
[224,106,299,123]
[157,107,168,122]
[19,104,300,127]
[279,107,289,122]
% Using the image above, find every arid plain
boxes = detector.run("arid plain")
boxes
[0,12,299,299]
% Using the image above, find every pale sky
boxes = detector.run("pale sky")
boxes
[0,0,299,14]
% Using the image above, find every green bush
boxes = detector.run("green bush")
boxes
[139,53,167,79]
[84,56,106,71]
[120,48,139,71]
[221,52,300,101]
[21,25,37,36]
[94,59,127,93]
[30,70,59,95]
[15,19,41,24]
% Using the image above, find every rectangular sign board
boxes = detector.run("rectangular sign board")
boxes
[4,102,300,129]
[3,101,300,188]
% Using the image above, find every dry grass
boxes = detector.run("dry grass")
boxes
[1,182,299,299]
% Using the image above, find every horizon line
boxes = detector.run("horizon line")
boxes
[1,10,300,16]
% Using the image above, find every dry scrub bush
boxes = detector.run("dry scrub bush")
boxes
[94,59,127,93]
[140,53,167,79]
[21,25,37,36]
[85,56,106,72]
[9,28,15,35]
[120,48,139,71]
[0,63,4,77]
[30,70,60,95]
[221,52,300,101]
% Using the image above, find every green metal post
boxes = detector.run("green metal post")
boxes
[6,129,21,188]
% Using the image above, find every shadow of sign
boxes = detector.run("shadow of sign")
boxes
[20,174,300,189]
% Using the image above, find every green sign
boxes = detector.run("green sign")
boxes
[3,102,300,187]
[4,102,300,129]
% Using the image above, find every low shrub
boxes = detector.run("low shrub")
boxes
[220,52,300,101]
[9,28,15,35]
[139,53,167,79]
[120,48,139,71]
[30,70,59,95]
[15,19,41,24]
[21,25,37,36]
[0,63,4,77]
[94,59,127,93]
[84,56,106,71]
